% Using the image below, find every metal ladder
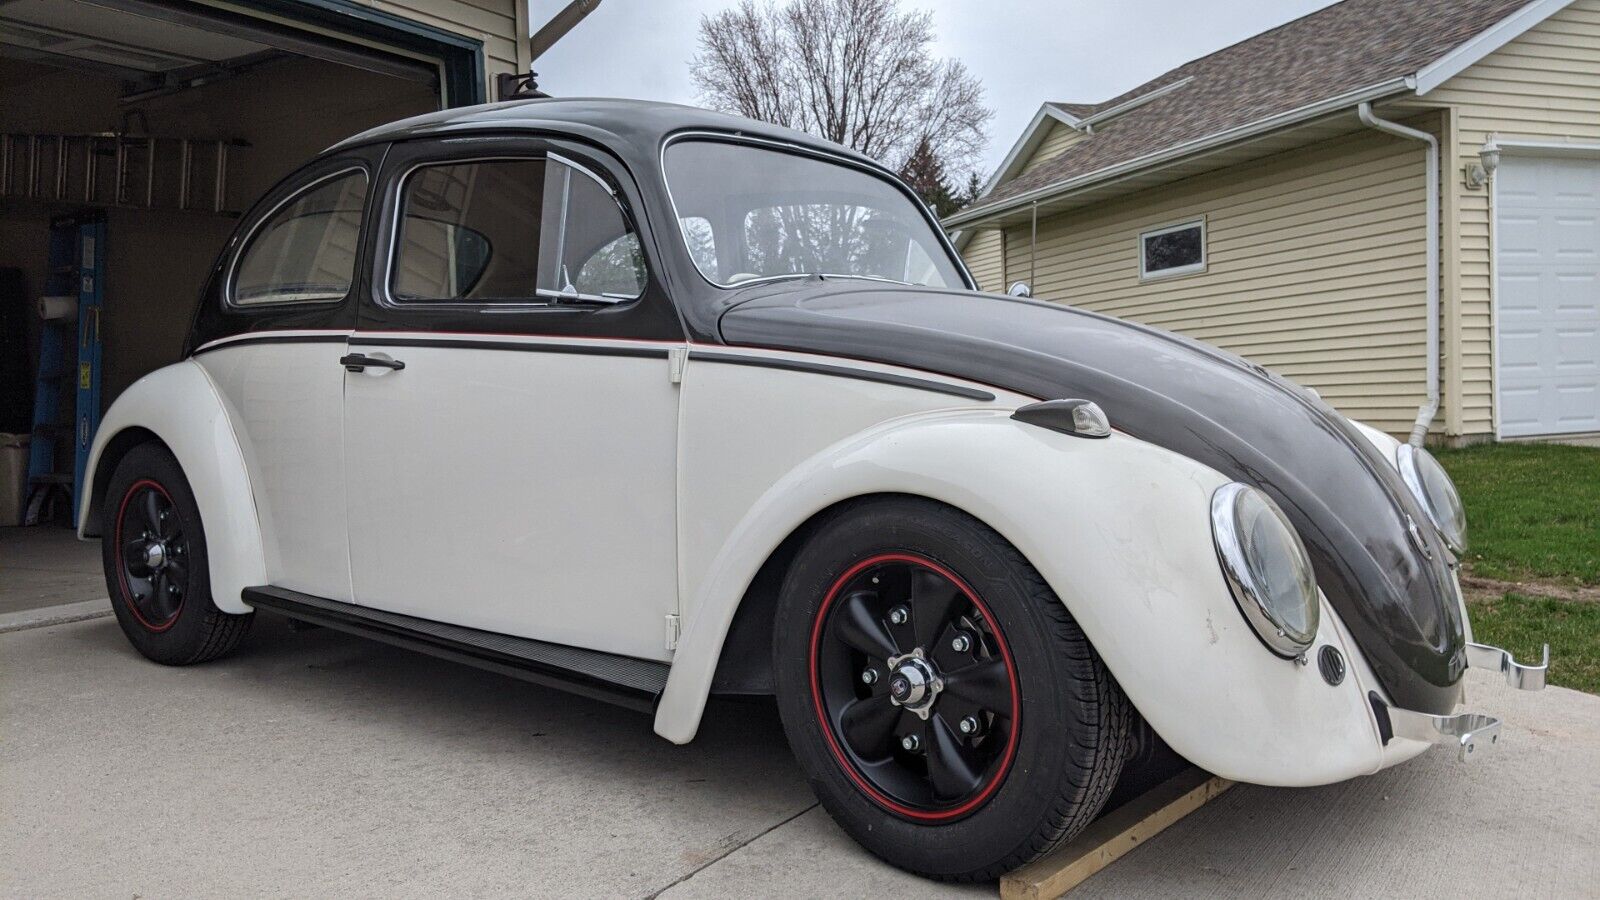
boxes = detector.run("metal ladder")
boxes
[26,216,105,527]
[1,131,246,214]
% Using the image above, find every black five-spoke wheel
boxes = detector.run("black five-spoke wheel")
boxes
[809,552,1020,821]
[114,478,190,632]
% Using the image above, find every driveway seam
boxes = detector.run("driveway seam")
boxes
[644,801,820,899]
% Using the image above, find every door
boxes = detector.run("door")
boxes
[1495,154,1600,437]
[194,154,377,602]
[343,137,685,661]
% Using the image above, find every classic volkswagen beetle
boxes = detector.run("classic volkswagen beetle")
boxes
[80,98,1548,880]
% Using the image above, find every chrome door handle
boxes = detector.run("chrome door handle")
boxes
[340,353,405,373]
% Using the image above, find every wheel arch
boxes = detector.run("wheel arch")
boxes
[80,425,164,537]
[78,361,265,615]
[655,409,1388,787]
[708,491,952,698]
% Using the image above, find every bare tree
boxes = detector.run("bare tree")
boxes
[692,0,992,181]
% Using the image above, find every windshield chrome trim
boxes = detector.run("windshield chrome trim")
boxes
[658,130,976,293]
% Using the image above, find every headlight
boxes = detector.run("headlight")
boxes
[1210,483,1320,658]
[1395,444,1467,554]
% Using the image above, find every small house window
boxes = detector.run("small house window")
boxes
[1139,219,1205,280]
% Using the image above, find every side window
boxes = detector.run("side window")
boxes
[391,156,645,304]
[233,170,367,305]
[538,159,645,301]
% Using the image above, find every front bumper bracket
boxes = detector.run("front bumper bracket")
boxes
[1383,706,1501,762]
[1466,641,1550,691]
[1368,641,1550,763]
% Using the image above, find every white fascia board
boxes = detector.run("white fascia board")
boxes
[944,76,1415,230]
[981,104,1085,197]
[952,103,1084,249]
[1414,0,1575,95]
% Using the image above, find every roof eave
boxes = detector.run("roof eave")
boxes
[944,76,1416,231]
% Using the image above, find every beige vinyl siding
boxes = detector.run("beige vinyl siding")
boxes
[1426,0,1600,437]
[358,0,524,81]
[1017,122,1089,176]
[998,126,1432,435]
[962,228,1006,292]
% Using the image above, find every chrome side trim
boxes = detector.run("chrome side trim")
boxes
[1387,707,1502,762]
[1467,641,1550,691]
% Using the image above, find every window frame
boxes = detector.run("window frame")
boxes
[1138,217,1207,281]
[225,165,371,309]
[382,151,648,311]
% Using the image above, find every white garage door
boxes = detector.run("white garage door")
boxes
[1495,155,1600,437]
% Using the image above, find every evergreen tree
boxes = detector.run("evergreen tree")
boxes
[900,137,958,218]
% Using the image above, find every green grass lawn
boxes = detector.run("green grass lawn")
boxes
[1434,441,1600,694]
[1435,442,1600,586]
[1467,594,1600,695]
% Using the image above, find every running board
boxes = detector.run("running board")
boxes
[242,586,669,713]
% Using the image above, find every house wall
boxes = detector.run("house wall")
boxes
[1017,121,1088,177]
[983,124,1436,437]
[356,0,528,80]
[963,228,1006,291]
[1424,0,1600,438]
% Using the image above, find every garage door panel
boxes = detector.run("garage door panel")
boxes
[1496,156,1600,438]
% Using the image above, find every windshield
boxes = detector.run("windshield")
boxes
[663,139,965,289]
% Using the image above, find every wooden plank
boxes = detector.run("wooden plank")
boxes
[999,768,1234,900]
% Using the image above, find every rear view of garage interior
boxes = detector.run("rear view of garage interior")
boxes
[1,0,531,532]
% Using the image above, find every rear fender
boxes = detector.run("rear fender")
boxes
[657,409,1386,786]
[77,361,263,615]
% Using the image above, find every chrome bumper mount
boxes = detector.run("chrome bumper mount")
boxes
[1367,641,1549,763]
[1384,706,1501,762]
[1466,641,1550,691]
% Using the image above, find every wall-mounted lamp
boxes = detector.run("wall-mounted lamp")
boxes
[1464,135,1502,189]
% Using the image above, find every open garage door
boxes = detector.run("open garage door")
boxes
[1495,153,1600,439]
[1,0,489,524]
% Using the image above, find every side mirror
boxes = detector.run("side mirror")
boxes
[1007,281,1032,298]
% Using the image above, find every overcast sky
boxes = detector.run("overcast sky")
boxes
[528,0,1342,177]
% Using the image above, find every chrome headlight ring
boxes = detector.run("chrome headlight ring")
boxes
[1395,444,1467,555]
[1211,483,1321,659]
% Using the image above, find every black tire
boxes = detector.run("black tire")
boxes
[101,442,252,665]
[772,496,1130,881]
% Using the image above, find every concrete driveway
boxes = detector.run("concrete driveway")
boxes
[2,597,1597,897]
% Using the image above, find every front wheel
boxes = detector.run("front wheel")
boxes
[773,497,1130,880]
[101,442,252,664]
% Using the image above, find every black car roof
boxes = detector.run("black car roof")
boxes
[327,97,883,171]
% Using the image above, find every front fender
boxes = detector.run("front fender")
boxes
[657,409,1387,786]
[77,361,264,615]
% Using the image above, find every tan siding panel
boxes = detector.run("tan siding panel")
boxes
[961,229,1006,293]
[1017,122,1089,177]
[996,126,1430,434]
[1429,0,1600,436]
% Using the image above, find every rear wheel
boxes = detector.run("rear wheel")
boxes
[101,443,251,664]
[773,497,1130,880]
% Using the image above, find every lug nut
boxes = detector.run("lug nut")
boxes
[861,668,879,685]
[958,716,981,735]
[900,734,920,752]
[950,633,972,653]
[888,607,909,625]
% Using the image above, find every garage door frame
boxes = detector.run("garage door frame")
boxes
[87,0,488,107]
[1491,139,1600,439]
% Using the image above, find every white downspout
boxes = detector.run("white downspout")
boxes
[1358,101,1439,447]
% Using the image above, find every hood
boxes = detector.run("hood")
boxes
[718,281,1466,714]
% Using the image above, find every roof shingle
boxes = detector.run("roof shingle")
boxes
[976,0,1535,212]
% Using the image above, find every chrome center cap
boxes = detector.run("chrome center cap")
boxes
[885,649,943,719]
[143,542,167,569]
